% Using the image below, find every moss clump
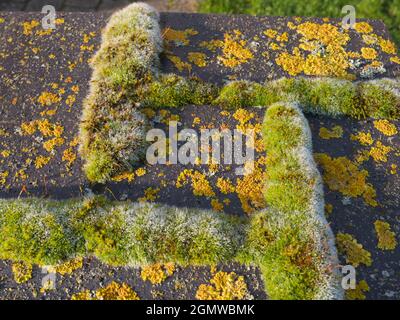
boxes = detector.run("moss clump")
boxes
[286,78,363,118]
[359,79,400,119]
[213,81,279,109]
[80,3,160,182]
[0,199,83,266]
[238,102,341,300]
[0,197,244,268]
[141,74,218,108]
[336,233,372,267]
[374,220,397,250]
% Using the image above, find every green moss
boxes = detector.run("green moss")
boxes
[359,81,400,119]
[0,197,245,268]
[0,199,83,266]
[238,102,341,300]
[84,149,116,184]
[336,233,372,267]
[141,74,218,108]
[213,81,280,109]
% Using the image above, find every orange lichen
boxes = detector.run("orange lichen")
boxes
[62,148,77,166]
[188,52,207,67]
[163,28,198,45]
[276,22,351,78]
[216,177,235,194]
[315,153,377,206]
[95,282,140,300]
[378,37,397,54]
[361,47,378,60]
[34,155,50,169]
[217,30,254,68]
[112,172,135,182]
[48,257,83,275]
[141,263,175,285]
[176,169,215,197]
[37,91,61,106]
[351,132,374,146]
[354,22,373,34]
[374,220,397,250]
[235,157,267,214]
[211,198,224,212]
[138,187,160,202]
[22,20,40,36]
[43,137,64,152]
[196,271,248,300]
[12,261,32,284]
[346,280,369,300]
[373,120,398,136]
[369,141,392,162]
[135,167,147,177]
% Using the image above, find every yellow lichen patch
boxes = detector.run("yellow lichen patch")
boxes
[276,22,351,78]
[314,153,377,206]
[95,282,140,300]
[390,56,400,64]
[71,290,93,300]
[21,121,37,135]
[167,55,191,72]
[22,20,40,35]
[43,137,64,152]
[112,171,135,183]
[34,155,50,169]
[336,233,372,267]
[378,37,397,54]
[319,125,343,139]
[233,108,254,124]
[196,271,248,300]
[236,157,267,214]
[188,52,207,67]
[163,28,198,45]
[369,141,392,163]
[354,22,373,34]
[351,131,374,146]
[263,29,278,39]
[49,257,84,275]
[138,187,160,202]
[12,261,32,284]
[211,198,224,212]
[37,91,61,106]
[390,164,397,175]
[0,171,9,186]
[374,220,397,250]
[135,167,147,177]
[346,280,369,300]
[373,120,398,136]
[62,148,77,166]
[141,263,175,285]
[1,150,10,158]
[361,47,378,60]
[217,30,254,68]
[176,169,215,197]
[216,177,235,194]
